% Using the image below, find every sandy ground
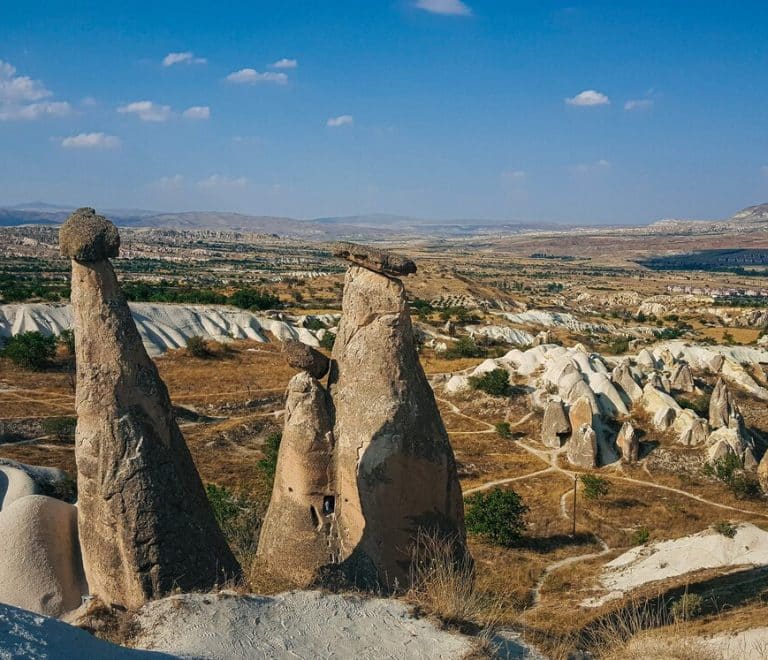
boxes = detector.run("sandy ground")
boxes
[701,627,768,658]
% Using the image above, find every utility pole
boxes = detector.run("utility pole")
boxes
[572,474,577,537]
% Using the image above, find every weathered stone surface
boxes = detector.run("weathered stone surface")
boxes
[59,208,120,262]
[332,242,417,276]
[0,495,87,617]
[611,364,643,403]
[636,348,657,369]
[329,265,465,588]
[567,424,597,468]
[670,362,695,393]
[616,422,639,462]
[709,378,735,429]
[258,372,336,583]
[541,400,570,448]
[707,415,755,467]
[65,212,240,607]
[0,459,75,504]
[283,340,330,379]
[568,396,595,433]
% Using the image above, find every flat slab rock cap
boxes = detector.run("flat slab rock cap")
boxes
[283,340,330,379]
[59,207,120,262]
[332,241,417,276]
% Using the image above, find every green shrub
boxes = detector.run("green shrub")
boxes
[464,487,528,547]
[444,337,485,359]
[258,432,282,481]
[41,416,77,443]
[670,593,703,621]
[631,526,650,545]
[319,332,336,351]
[1,331,57,370]
[703,454,762,500]
[205,483,263,566]
[468,369,510,396]
[303,317,325,331]
[59,329,75,356]
[185,335,210,358]
[580,474,610,501]
[713,521,737,538]
[495,421,512,439]
[229,288,280,311]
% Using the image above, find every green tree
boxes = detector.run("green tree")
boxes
[185,335,210,358]
[258,432,282,481]
[468,368,510,396]
[444,336,485,359]
[59,329,75,356]
[464,487,528,546]
[580,474,610,501]
[495,421,512,439]
[319,332,336,350]
[1,331,57,370]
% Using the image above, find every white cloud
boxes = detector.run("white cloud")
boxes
[60,132,121,149]
[271,58,298,69]
[571,159,611,174]
[624,99,653,111]
[502,170,526,180]
[197,174,248,189]
[162,51,207,67]
[117,100,172,122]
[225,69,288,85]
[182,105,210,120]
[0,60,72,121]
[327,114,353,127]
[415,0,472,16]
[155,174,184,191]
[565,90,610,107]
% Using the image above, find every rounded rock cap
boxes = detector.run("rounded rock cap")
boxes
[59,207,120,262]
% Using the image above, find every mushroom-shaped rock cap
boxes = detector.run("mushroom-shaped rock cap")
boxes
[332,241,416,276]
[283,340,330,379]
[59,207,120,262]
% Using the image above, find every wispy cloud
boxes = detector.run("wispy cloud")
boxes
[162,51,207,67]
[0,60,72,121]
[624,99,653,111]
[60,132,121,149]
[117,100,172,121]
[327,114,353,127]
[182,105,210,120]
[271,58,298,69]
[226,69,288,85]
[197,174,248,189]
[571,159,611,174]
[565,90,610,107]
[155,174,185,191]
[415,0,472,16]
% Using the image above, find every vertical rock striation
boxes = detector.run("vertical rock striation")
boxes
[61,208,241,608]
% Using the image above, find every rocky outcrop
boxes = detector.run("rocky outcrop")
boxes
[0,495,87,617]
[707,414,756,467]
[670,362,695,392]
[283,340,330,379]
[329,264,465,588]
[62,208,241,608]
[616,422,639,462]
[258,372,336,582]
[332,242,417,276]
[709,378,735,429]
[612,364,643,403]
[567,424,597,468]
[541,400,570,448]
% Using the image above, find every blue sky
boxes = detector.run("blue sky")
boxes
[1,0,767,224]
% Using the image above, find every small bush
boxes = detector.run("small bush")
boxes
[703,454,763,500]
[41,416,77,443]
[581,474,610,501]
[712,521,737,538]
[205,483,263,567]
[258,432,282,481]
[1,331,57,370]
[319,332,335,351]
[468,368,510,397]
[464,487,528,547]
[670,593,703,621]
[495,421,512,439]
[444,336,485,359]
[59,329,75,356]
[185,335,210,358]
[631,527,650,545]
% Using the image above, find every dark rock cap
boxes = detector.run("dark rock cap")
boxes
[332,242,417,276]
[283,340,330,379]
[59,207,120,262]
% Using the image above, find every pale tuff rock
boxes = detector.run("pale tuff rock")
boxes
[707,415,756,467]
[541,400,570,448]
[62,209,241,608]
[0,495,87,617]
[709,378,736,429]
[532,330,551,346]
[670,362,695,393]
[329,265,465,588]
[332,242,417,276]
[568,396,595,433]
[258,372,337,582]
[676,409,709,446]
[282,339,330,379]
[636,348,658,369]
[612,364,643,403]
[0,458,75,506]
[616,422,639,462]
[567,423,597,469]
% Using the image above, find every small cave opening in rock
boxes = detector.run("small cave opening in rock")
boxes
[323,495,335,515]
